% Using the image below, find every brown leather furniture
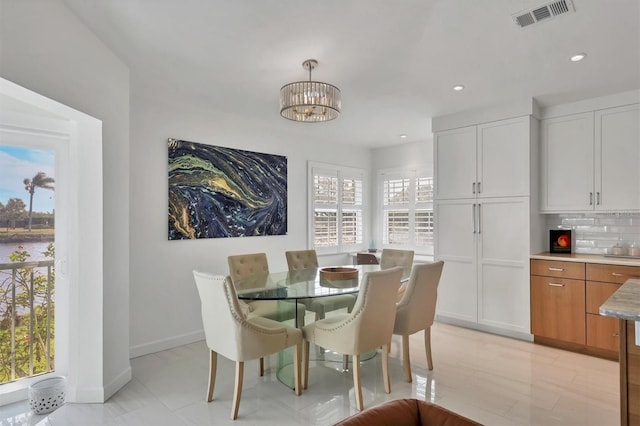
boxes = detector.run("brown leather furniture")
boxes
[334,398,483,426]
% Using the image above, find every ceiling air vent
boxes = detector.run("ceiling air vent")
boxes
[513,0,575,28]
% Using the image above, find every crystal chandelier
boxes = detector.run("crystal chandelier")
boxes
[279,59,341,123]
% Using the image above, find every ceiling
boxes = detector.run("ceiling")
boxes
[62,0,640,148]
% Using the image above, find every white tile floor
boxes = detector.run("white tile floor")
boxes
[1,322,619,426]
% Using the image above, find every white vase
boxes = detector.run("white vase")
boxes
[28,376,66,415]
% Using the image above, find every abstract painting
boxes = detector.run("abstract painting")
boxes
[168,138,287,240]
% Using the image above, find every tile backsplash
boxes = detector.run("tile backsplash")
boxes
[546,213,640,254]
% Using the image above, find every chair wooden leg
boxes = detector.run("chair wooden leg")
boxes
[258,357,264,376]
[352,354,363,411]
[206,350,217,402]
[425,327,433,370]
[382,343,391,393]
[302,340,310,390]
[402,334,412,382]
[293,342,302,396]
[231,361,244,420]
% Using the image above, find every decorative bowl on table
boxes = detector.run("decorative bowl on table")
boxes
[319,267,359,288]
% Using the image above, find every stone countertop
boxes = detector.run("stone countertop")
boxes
[599,279,640,321]
[531,252,640,267]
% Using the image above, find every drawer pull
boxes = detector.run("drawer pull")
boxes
[611,272,626,277]
[548,267,564,272]
[548,283,565,287]
[613,333,620,337]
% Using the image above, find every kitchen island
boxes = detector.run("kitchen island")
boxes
[600,279,640,426]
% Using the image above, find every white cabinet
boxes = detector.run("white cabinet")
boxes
[434,115,535,337]
[435,116,531,200]
[477,197,530,333]
[541,104,640,212]
[596,104,640,211]
[540,112,594,211]
[434,126,476,200]
[434,197,531,334]
[433,199,477,323]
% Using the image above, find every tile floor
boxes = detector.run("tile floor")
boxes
[0,322,619,425]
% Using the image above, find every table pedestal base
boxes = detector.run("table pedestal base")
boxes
[276,344,378,389]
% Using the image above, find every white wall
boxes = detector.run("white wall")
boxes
[372,139,433,173]
[0,0,130,401]
[129,84,372,356]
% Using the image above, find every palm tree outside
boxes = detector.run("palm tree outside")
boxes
[23,172,55,232]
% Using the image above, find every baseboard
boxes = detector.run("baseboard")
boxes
[66,384,105,403]
[436,316,534,342]
[104,365,132,401]
[129,329,205,359]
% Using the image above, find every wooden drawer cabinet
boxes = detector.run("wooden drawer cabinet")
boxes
[531,260,585,280]
[586,314,619,352]
[622,321,640,425]
[530,274,585,344]
[587,263,640,284]
[586,281,621,314]
[531,258,639,359]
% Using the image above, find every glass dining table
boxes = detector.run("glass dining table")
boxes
[234,264,411,388]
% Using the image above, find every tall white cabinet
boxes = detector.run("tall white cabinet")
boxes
[434,115,539,337]
[541,103,640,212]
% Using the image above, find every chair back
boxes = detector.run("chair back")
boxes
[395,261,444,335]
[380,249,414,269]
[193,271,245,361]
[285,250,319,271]
[349,267,403,353]
[356,252,379,265]
[228,253,269,283]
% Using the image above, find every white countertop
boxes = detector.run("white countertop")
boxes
[531,252,640,267]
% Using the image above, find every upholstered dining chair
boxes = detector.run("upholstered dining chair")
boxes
[285,249,357,321]
[380,248,414,270]
[392,261,444,382]
[192,271,303,420]
[356,252,379,265]
[228,253,306,376]
[301,267,404,411]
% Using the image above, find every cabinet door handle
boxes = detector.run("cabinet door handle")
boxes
[548,267,564,272]
[596,192,601,205]
[477,182,481,194]
[472,182,476,194]
[613,333,620,337]
[478,203,481,234]
[472,204,476,233]
[548,283,565,287]
[589,192,593,205]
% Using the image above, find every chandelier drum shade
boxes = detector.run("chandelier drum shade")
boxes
[279,59,341,123]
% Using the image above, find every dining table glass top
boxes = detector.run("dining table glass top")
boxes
[235,264,411,301]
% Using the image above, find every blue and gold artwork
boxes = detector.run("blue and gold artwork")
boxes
[168,139,287,240]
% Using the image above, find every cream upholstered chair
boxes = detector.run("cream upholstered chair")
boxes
[285,249,357,321]
[380,248,414,269]
[301,267,404,411]
[227,252,306,325]
[392,261,444,382]
[228,253,306,376]
[356,252,379,265]
[192,271,303,420]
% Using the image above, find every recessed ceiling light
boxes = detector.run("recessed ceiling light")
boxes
[400,134,408,139]
[453,85,465,91]
[570,53,586,62]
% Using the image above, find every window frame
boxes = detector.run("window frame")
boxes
[308,162,367,255]
[377,168,434,255]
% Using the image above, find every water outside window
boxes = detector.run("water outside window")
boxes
[0,145,55,384]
